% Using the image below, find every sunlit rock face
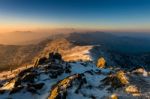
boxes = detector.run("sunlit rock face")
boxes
[110,94,118,99]
[131,67,148,77]
[116,71,129,85]
[125,85,140,96]
[48,74,82,99]
[96,57,106,68]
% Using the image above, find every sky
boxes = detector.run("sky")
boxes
[0,0,150,32]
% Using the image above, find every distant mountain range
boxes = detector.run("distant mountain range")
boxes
[67,32,150,53]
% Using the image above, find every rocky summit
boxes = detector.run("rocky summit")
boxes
[0,50,150,99]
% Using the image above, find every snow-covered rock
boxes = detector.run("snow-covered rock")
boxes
[0,50,150,99]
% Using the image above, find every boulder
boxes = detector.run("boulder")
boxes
[18,67,33,77]
[48,74,82,99]
[33,57,47,67]
[21,72,37,83]
[96,57,106,68]
[116,71,129,85]
[53,53,62,60]
[125,85,140,96]
[39,57,47,65]
[1,79,17,90]
[131,67,148,77]
[102,75,124,90]
[110,94,118,99]
[49,52,62,62]
[102,71,129,90]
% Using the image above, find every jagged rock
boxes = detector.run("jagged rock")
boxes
[18,67,33,77]
[1,79,17,90]
[49,52,62,62]
[39,57,47,65]
[45,63,65,78]
[49,69,64,78]
[44,64,62,71]
[21,72,37,82]
[1,65,38,94]
[102,71,129,91]
[65,66,71,74]
[49,64,63,70]
[53,53,62,60]
[9,86,24,94]
[33,57,47,67]
[102,74,124,90]
[1,68,37,91]
[110,94,118,99]
[0,51,149,99]
[26,83,44,94]
[116,71,129,85]
[125,85,140,96]
[48,74,82,99]
[14,77,21,87]
[75,74,87,94]
[96,57,106,68]
[131,67,148,77]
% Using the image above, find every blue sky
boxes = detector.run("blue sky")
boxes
[0,0,150,32]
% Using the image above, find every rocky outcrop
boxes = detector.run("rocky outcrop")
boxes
[96,57,106,68]
[0,52,149,99]
[49,52,62,61]
[110,94,118,99]
[131,67,148,77]
[125,85,140,96]
[48,74,82,99]
[116,71,129,85]
[101,70,129,91]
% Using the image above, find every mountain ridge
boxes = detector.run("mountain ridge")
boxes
[0,51,149,99]
[0,33,150,72]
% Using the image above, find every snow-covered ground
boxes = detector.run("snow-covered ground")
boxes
[0,64,33,82]
[0,60,109,99]
[62,45,93,62]
[0,45,150,99]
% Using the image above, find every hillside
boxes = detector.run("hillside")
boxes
[0,38,71,71]
[0,36,150,99]
[0,51,150,99]
[0,32,150,71]
[67,32,150,53]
